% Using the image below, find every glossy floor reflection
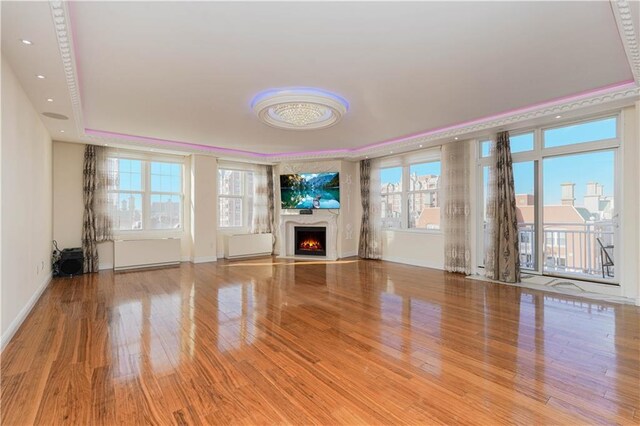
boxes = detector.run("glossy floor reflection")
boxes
[1,258,639,424]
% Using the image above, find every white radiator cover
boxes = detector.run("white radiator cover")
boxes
[225,233,273,259]
[114,238,181,271]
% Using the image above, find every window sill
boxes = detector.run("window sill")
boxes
[383,228,442,235]
[217,227,250,232]
[112,229,184,240]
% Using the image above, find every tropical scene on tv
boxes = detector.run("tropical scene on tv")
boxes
[280,173,340,209]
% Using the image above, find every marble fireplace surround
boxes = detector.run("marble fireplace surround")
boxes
[278,213,338,260]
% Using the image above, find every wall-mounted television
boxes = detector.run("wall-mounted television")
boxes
[280,172,340,209]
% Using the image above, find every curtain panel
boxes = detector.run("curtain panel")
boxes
[358,159,382,259]
[484,131,521,283]
[82,145,114,273]
[441,141,471,274]
[251,164,275,235]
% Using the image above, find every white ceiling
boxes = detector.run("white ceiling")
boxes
[1,1,638,158]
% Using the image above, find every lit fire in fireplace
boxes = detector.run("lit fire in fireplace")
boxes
[299,238,323,251]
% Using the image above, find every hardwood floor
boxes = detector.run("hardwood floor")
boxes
[1,258,639,425]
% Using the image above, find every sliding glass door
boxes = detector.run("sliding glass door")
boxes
[542,150,616,280]
[478,114,620,283]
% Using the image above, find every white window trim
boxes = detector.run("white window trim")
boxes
[107,151,186,237]
[217,167,254,230]
[380,148,442,233]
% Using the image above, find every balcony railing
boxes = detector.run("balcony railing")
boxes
[517,222,615,279]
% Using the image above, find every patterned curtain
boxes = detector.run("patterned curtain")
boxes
[441,141,471,274]
[82,145,113,273]
[358,159,382,259]
[251,165,274,236]
[266,165,276,248]
[484,131,521,282]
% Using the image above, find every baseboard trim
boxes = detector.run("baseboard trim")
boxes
[382,256,443,270]
[192,256,218,264]
[1,272,52,352]
[340,250,359,258]
[114,261,180,272]
[225,252,272,260]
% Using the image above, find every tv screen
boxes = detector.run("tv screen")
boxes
[280,172,340,209]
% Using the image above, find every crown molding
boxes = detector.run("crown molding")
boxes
[49,1,85,136]
[611,0,640,83]
[52,1,640,163]
[81,83,639,162]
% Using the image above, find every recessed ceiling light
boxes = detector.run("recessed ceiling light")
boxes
[419,144,423,148]
[390,151,393,154]
[47,98,53,102]
[21,39,33,45]
[454,137,459,140]
[365,156,368,158]
[555,115,562,119]
[59,130,65,133]
[36,74,45,79]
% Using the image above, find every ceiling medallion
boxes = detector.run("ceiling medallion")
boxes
[251,87,349,130]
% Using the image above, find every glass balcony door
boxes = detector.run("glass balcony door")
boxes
[541,150,617,281]
[477,114,620,284]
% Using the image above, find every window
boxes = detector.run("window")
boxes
[543,116,617,148]
[381,167,402,229]
[480,132,534,157]
[408,162,441,229]
[108,157,184,232]
[379,153,441,231]
[218,169,253,228]
[477,114,620,283]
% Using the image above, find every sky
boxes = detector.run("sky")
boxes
[381,162,440,186]
[383,117,616,206]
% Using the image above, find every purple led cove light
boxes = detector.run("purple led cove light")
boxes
[251,87,350,111]
[85,79,635,158]
[84,129,351,158]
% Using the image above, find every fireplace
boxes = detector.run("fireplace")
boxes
[294,226,327,256]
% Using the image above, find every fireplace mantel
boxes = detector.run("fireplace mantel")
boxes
[278,213,338,260]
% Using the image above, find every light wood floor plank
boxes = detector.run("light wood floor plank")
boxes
[2,258,639,425]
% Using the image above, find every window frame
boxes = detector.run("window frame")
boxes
[108,155,186,236]
[407,162,441,230]
[217,168,254,230]
[379,149,442,234]
[380,166,404,229]
[475,111,622,284]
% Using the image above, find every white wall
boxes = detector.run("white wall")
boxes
[190,155,217,262]
[620,104,640,304]
[52,142,84,249]
[1,58,53,348]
